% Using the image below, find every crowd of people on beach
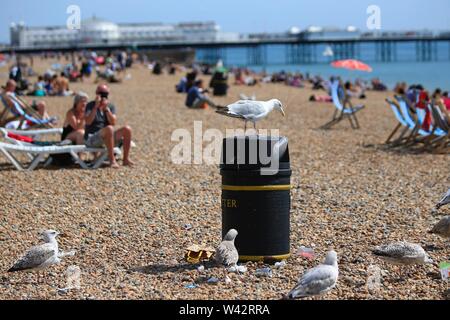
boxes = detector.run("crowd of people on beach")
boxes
[1,50,449,172]
[7,50,136,99]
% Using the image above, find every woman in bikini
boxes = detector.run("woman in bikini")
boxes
[62,92,88,144]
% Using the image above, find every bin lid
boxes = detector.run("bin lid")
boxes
[220,135,290,171]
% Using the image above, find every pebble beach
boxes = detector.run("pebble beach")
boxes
[0,60,449,300]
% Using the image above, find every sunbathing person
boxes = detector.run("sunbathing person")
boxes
[54,73,72,96]
[29,76,47,96]
[84,84,133,168]
[185,80,219,109]
[32,101,51,120]
[371,78,387,91]
[1,80,54,128]
[62,92,88,145]
[344,81,365,99]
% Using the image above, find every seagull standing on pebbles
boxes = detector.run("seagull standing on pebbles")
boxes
[215,229,239,267]
[372,242,432,265]
[429,217,450,240]
[8,230,70,282]
[216,99,285,131]
[372,242,433,280]
[287,250,339,299]
[436,188,450,210]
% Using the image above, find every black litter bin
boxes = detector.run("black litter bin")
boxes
[220,135,292,263]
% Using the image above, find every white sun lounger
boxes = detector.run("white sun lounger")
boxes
[0,139,122,171]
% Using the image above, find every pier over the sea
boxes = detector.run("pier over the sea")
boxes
[2,31,450,65]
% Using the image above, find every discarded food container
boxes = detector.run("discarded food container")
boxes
[220,135,291,263]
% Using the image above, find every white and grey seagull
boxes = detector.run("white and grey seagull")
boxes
[287,250,339,299]
[429,216,450,240]
[8,230,74,282]
[215,229,239,267]
[436,188,450,210]
[216,99,285,131]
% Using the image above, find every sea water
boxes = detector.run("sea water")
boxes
[197,41,450,90]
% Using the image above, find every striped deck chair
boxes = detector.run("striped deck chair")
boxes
[394,96,432,149]
[320,81,365,130]
[385,98,411,146]
[395,96,446,152]
[426,103,449,153]
[0,93,56,129]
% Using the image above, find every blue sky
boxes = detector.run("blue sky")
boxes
[1,0,450,43]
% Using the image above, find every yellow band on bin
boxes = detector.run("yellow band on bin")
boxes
[222,185,292,191]
[239,253,291,262]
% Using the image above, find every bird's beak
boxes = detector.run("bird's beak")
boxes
[280,107,286,117]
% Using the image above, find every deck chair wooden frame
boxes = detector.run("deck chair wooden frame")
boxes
[425,103,450,153]
[394,97,447,153]
[320,81,365,130]
[384,98,413,147]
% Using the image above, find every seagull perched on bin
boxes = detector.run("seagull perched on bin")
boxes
[216,99,285,131]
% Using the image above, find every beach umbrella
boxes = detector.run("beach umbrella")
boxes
[331,59,372,72]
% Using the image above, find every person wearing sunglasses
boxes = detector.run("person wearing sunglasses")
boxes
[84,84,134,168]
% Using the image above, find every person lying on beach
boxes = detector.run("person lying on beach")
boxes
[371,78,387,91]
[309,94,332,103]
[84,84,134,168]
[62,92,88,145]
[185,79,219,109]
[96,66,122,84]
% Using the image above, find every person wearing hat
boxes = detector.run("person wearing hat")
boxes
[84,84,134,168]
